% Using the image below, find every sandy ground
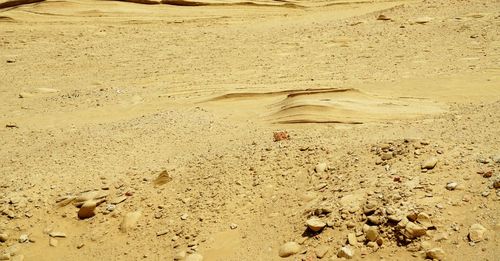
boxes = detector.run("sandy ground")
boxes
[0,0,499,260]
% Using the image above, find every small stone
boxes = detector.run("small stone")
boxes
[18,92,33,98]
[273,131,289,142]
[468,224,487,242]
[377,14,391,21]
[106,204,116,212]
[229,223,238,230]
[347,233,357,246]
[426,248,445,260]
[156,230,168,236]
[414,16,432,24]
[185,253,203,261]
[120,211,142,232]
[77,243,85,249]
[482,171,493,178]
[315,163,327,173]
[78,200,97,219]
[446,182,458,191]
[337,246,354,259]
[404,222,427,239]
[365,227,379,242]
[0,233,8,242]
[181,213,189,220]
[49,232,66,238]
[153,170,172,187]
[174,251,186,260]
[315,245,329,259]
[49,238,58,247]
[278,242,301,257]
[421,157,438,169]
[381,152,393,160]
[18,234,29,243]
[306,218,326,232]
[110,196,127,205]
[493,179,500,189]
[416,212,432,228]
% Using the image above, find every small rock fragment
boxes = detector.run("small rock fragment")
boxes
[120,211,142,232]
[365,227,379,242]
[421,157,438,169]
[306,218,326,232]
[468,224,487,242]
[337,246,354,259]
[315,245,329,259]
[18,234,29,243]
[414,16,432,24]
[110,196,127,205]
[315,163,327,173]
[49,232,66,238]
[426,248,445,260]
[0,233,8,242]
[404,222,427,239]
[174,251,186,260]
[153,170,172,187]
[273,131,289,142]
[278,242,301,258]
[78,200,97,219]
[347,233,357,246]
[49,238,58,247]
[445,182,458,191]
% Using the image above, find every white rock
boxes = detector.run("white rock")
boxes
[18,234,28,243]
[446,182,458,191]
[337,246,354,259]
[49,231,66,238]
[278,242,301,257]
[421,157,438,169]
[315,163,327,173]
[426,248,445,260]
[306,218,326,232]
[468,223,487,242]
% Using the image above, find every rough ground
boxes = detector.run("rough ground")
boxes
[0,0,499,260]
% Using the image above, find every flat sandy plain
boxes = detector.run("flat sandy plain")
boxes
[0,0,499,260]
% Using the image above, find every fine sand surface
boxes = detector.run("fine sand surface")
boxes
[0,0,499,260]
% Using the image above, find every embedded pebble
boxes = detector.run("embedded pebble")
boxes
[468,224,487,242]
[278,242,301,257]
[306,218,326,232]
[337,246,354,259]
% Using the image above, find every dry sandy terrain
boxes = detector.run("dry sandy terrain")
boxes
[0,0,499,260]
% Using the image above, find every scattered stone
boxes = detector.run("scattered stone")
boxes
[403,222,427,239]
[347,233,357,246]
[306,218,326,232]
[77,243,85,249]
[120,211,142,232]
[468,224,487,242]
[174,251,186,260]
[315,163,327,173]
[156,230,168,236]
[414,16,432,24]
[315,245,329,259]
[273,131,289,142]
[18,234,28,243]
[421,157,438,170]
[185,253,203,261]
[337,246,354,259]
[491,154,500,163]
[106,204,116,212]
[445,182,458,191]
[229,223,238,230]
[78,200,97,219]
[278,242,301,257]
[181,213,189,220]
[49,232,66,238]
[365,227,379,242]
[110,196,127,205]
[493,179,500,189]
[482,170,493,178]
[381,152,393,160]
[377,14,391,21]
[49,238,58,247]
[153,170,172,187]
[426,248,445,260]
[0,233,8,242]
[416,212,432,228]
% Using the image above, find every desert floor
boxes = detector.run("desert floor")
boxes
[0,0,499,260]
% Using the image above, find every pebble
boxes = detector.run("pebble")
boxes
[49,238,58,247]
[468,224,487,242]
[416,212,432,228]
[446,182,458,191]
[18,92,33,98]
[106,204,116,212]
[426,248,445,260]
[78,200,97,219]
[120,211,142,232]
[153,170,172,187]
[421,157,438,169]
[381,152,393,160]
[18,234,28,243]
[0,233,8,242]
[185,253,203,261]
[315,245,329,259]
[278,242,301,257]
[110,196,127,205]
[306,218,326,232]
[181,213,189,220]
[229,223,238,230]
[414,16,432,24]
[347,233,357,246]
[365,227,379,242]
[377,14,391,21]
[315,163,327,173]
[337,246,354,259]
[403,222,427,239]
[49,232,66,238]
[174,251,186,260]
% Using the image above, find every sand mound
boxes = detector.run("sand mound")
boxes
[205,87,444,124]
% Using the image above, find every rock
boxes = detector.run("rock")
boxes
[347,233,357,246]
[110,196,127,205]
[315,245,329,259]
[421,157,438,169]
[0,233,8,242]
[365,227,379,242]
[106,204,116,212]
[306,218,326,232]
[229,223,238,230]
[120,211,142,232]
[185,253,203,261]
[414,16,432,24]
[315,163,327,173]
[78,200,97,219]
[18,92,33,98]
[468,224,487,242]
[377,14,391,21]
[74,191,107,207]
[153,170,172,187]
[426,248,445,260]
[18,234,28,243]
[273,131,289,142]
[49,238,58,247]
[337,246,354,259]
[174,251,186,260]
[493,179,500,189]
[180,213,189,220]
[492,154,500,163]
[381,152,393,160]
[49,231,66,238]
[445,182,458,191]
[404,222,427,239]
[278,242,301,257]
[363,200,378,215]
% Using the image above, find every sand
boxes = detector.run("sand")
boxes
[0,0,499,260]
